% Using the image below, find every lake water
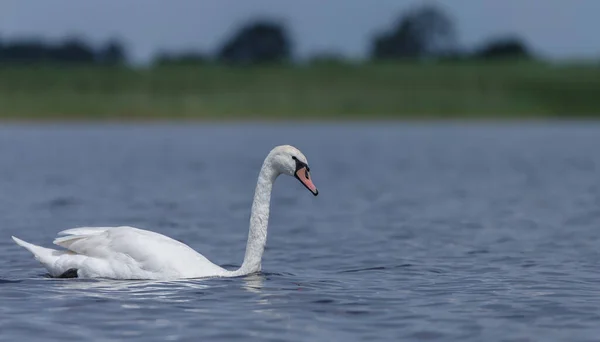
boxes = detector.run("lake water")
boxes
[1,122,600,342]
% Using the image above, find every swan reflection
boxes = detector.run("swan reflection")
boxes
[50,277,212,302]
[48,272,268,304]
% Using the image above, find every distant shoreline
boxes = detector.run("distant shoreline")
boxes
[1,61,599,121]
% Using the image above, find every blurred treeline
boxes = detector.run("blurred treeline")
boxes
[0,5,532,67]
[1,4,599,120]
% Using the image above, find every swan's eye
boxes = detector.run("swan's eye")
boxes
[292,156,297,160]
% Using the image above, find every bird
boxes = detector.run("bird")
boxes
[11,144,318,280]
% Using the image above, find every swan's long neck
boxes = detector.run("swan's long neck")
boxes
[232,158,278,276]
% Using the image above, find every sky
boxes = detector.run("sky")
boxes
[1,0,598,64]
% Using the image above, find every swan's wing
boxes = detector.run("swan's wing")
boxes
[51,226,224,279]
[57,226,114,236]
[53,227,113,247]
[54,226,195,257]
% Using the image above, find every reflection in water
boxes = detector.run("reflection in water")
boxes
[241,273,265,294]
[240,273,293,320]
[47,273,269,304]
[48,272,284,321]
[50,278,212,302]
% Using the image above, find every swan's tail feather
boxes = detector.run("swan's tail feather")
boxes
[11,236,52,260]
[11,236,65,274]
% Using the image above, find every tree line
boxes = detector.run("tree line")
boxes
[0,5,531,67]
[0,37,127,65]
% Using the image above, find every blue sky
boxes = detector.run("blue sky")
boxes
[1,0,598,64]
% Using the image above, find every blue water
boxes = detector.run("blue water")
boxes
[1,123,600,341]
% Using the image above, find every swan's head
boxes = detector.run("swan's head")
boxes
[268,145,318,196]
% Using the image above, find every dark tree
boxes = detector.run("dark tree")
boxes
[49,37,96,63]
[0,39,52,63]
[474,37,531,60]
[217,19,291,65]
[0,36,128,65]
[371,5,457,60]
[98,38,127,65]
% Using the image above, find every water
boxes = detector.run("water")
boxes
[1,122,600,342]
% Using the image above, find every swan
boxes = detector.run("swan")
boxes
[11,145,318,280]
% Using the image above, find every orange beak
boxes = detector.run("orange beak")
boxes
[295,166,318,196]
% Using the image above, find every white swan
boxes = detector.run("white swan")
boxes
[11,145,318,280]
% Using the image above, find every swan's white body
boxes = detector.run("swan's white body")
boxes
[11,145,318,280]
[12,227,230,279]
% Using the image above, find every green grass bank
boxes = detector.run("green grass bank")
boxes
[0,61,599,121]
